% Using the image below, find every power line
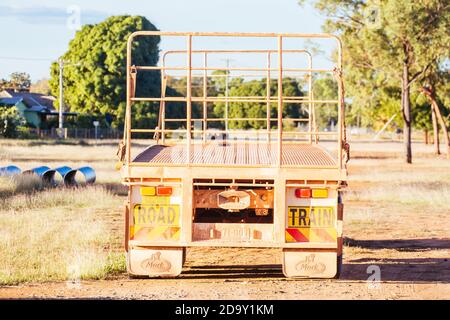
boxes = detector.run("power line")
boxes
[0,56,54,62]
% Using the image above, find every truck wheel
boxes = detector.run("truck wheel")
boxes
[182,247,187,266]
[334,254,343,279]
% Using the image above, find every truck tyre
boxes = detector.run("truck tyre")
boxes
[182,247,187,266]
[334,254,343,279]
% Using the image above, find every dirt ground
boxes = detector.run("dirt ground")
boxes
[0,140,449,299]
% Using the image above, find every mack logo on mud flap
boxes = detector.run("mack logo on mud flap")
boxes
[141,252,172,273]
[295,254,326,275]
[288,206,335,228]
[134,204,180,226]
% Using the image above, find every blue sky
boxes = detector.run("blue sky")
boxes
[0,0,328,81]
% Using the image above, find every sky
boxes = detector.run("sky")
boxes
[0,0,330,82]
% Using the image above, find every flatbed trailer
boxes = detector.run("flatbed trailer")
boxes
[118,32,349,278]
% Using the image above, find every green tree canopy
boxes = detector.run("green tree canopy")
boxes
[49,15,160,127]
[301,0,449,163]
[211,77,306,130]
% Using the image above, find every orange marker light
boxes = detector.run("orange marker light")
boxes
[295,188,311,198]
[157,186,173,196]
[312,188,328,198]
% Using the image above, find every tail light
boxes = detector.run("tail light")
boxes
[312,189,328,198]
[140,186,173,196]
[294,188,311,198]
[294,188,328,198]
[156,186,173,196]
[140,186,156,196]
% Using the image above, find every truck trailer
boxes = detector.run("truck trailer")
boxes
[118,31,349,278]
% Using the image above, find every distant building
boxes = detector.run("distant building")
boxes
[0,89,77,128]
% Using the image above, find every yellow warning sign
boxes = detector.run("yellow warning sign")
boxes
[132,204,181,241]
[287,206,335,228]
[134,204,180,226]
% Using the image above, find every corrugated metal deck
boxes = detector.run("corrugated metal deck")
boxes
[132,143,336,167]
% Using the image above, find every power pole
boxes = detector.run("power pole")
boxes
[58,58,64,137]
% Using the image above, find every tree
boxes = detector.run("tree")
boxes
[30,79,51,95]
[419,62,450,157]
[411,93,433,147]
[0,72,31,92]
[312,75,338,130]
[49,15,160,127]
[0,78,9,91]
[9,72,31,91]
[212,77,306,129]
[301,0,450,163]
[0,106,23,138]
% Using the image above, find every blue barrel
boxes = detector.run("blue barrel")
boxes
[54,166,76,186]
[0,165,21,176]
[23,166,56,184]
[76,166,96,184]
[53,166,95,186]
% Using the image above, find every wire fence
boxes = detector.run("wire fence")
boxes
[11,126,409,141]
[19,127,123,140]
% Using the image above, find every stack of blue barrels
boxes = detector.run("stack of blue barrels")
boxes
[0,165,96,186]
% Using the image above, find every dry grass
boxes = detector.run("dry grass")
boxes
[0,174,125,285]
[345,182,450,209]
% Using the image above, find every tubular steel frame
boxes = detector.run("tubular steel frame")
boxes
[159,49,315,145]
[124,32,345,170]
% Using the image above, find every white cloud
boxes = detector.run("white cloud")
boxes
[0,4,107,25]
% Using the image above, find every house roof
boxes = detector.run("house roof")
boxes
[0,89,56,110]
[0,90,77,116]
[0,97,24,106]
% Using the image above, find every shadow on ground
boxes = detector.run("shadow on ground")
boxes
[341,258,450,282]
[344,237,450,251]
[178,257,450,283]
[179,264,285,280]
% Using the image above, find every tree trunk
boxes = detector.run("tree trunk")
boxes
[401,63,412,164]
[421,85,450,158]
[424,129,429,144]
[433,101,450,158]
[431,105,440,154]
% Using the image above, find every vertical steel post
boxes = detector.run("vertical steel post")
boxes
[277,36,283,167]
[307,52,313,144]
[335,38,343,170]
[186,35,192,164]
[126,35,133,167]
[225,59,230,132]
[203,52,208,143]
[266,52,271,142]
[160,72,166,144]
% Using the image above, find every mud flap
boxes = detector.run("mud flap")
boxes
[282,249,338,278]
[128,247,183,278]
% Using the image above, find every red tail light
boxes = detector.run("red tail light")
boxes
[295,188,311,198]
[157,186,173,196]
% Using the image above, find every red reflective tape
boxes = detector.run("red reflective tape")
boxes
[312,228,335,242]
[286,228,309,242]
